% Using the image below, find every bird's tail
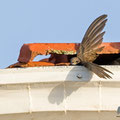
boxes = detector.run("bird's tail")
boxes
[83,62,113,79]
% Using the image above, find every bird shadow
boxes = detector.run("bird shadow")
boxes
[48,66,93,105]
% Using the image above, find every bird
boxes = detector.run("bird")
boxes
[70,14,113,79]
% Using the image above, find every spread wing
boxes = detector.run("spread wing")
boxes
[77,14,107,62]
[83,62,113,79]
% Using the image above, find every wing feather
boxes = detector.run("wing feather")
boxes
[77,14,107,62]
[82,15,107,44]
[84,20,107,49]
[85,32,105,51]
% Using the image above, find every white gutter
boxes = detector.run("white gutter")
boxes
[0,66,120,120]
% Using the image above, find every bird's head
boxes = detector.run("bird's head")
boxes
[70,57,81,65]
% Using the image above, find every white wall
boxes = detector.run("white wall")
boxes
[0,66,120,120]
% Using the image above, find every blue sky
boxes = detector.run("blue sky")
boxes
[0,0,120,68]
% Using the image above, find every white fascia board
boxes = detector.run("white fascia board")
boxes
[0,66,119,84]
[0,66,120,118]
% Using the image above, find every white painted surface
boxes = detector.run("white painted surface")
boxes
[0,66,120,120]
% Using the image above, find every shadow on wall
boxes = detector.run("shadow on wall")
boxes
[48,66,93,105]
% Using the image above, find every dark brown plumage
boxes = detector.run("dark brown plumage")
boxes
[71,14,113,79]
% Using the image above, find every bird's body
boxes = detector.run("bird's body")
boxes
[71,14,113,79]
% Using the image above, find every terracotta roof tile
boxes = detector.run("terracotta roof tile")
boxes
[8,42,120,68]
